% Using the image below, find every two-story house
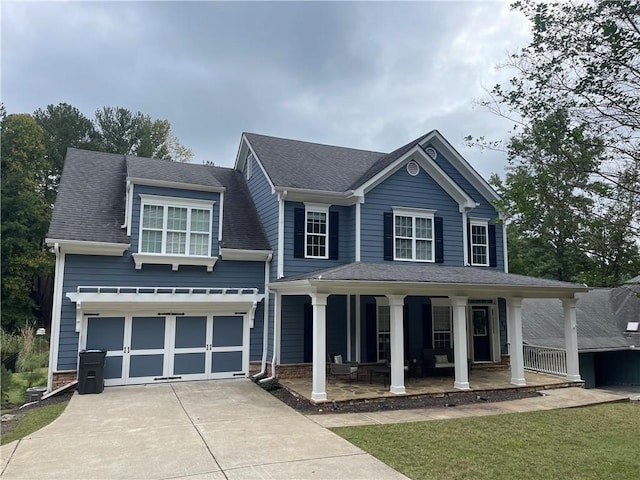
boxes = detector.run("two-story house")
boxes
[46,130,588,401]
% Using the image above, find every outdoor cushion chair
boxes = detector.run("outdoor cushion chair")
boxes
[328,354,359,384]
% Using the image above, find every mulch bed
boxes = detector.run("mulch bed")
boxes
[1,391,74,438]
[259,380,540,415]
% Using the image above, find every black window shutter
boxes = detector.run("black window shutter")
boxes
[488,224,497,267]
[294,208,305,258]
[383,212,393,261]
[434,216,444,263]
[329,211,339,260]
[467,222,472,265]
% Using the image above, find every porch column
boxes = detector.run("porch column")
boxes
[451,296,469,390]
[386,294,406,395]
[310,293,329,402]
[507,297,526,386]
[562,297,582,382]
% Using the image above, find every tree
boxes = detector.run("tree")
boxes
[33,103,97,203]
[94,106,192,161]
[1,114,54,330]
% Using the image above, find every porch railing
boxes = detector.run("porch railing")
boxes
[523,344,567,376]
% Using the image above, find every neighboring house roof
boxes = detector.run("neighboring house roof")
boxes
[48,148,270,251]
[522,285,640,352]
[243,132,385,192]
[273,262,586,291]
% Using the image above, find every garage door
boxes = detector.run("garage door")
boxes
[85,313,247,386]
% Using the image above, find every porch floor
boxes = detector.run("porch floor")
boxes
[279,367,573,403]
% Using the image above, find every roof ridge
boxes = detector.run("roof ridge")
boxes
[244,132,386,156]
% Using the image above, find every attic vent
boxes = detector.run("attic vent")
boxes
[425,147,437,160]
[406,160,420,176]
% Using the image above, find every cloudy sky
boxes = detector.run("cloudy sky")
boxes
[2,1,530,179]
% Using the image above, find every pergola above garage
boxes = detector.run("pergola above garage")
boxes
[269,262,590,402]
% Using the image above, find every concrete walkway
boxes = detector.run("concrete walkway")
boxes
[307,387,632,428]
[1,380,407,480]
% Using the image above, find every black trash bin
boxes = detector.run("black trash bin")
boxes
[78,349,106,394]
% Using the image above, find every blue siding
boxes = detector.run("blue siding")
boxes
[428,145,505,271]
[245,158,278,280]
[131,185,221,256]
[280,295,307,364]
[361,164,464,265]
[58,253,265,370]
[594,350,640,386]
[283,202,354,277]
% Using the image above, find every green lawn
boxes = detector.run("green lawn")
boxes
[1,401,69,445]
[332,403,640,480]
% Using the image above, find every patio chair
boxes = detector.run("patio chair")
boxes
[328,354,359,384]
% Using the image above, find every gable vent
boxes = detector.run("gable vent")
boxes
[425,147,437,160]
[406,160,420,176]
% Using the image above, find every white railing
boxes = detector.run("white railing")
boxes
[523,344,567,376]
[76,286,259,295]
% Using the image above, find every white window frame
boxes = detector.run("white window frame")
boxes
[392,207,436,263]
[469,219,489,267]
[304,203,329,260]
[375,297,391,362]
[138,195,215,258]
[432,299,452,349]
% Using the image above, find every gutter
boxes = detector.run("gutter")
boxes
[253,254,272,379]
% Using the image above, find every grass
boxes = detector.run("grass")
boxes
[1,401,69,445]
[332,403,640,480]
[2,368,48,406]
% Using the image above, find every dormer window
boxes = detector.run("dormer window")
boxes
[138,195,214,257]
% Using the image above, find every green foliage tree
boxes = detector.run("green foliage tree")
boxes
[1,114,54,330]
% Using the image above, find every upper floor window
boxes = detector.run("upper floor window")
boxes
[470,220,488,266]
[294,204,339,260]
[139,195,213,257]
[393,207,435,262]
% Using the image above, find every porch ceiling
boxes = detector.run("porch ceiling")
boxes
[270,263,589,299]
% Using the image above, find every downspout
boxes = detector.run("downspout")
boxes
[47,243,64,392]
[277,191,287,279]
[502,218,509,273]
[260,291,279,382]
[461,208,469,266]
[253,253,272,378]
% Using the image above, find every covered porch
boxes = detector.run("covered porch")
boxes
[269,263,589,403]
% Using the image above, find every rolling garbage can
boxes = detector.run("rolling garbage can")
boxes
[78,349,106,394]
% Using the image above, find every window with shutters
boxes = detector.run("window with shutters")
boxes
[470,220,489,266]
[305,205,329,259]
[392,207,435,262]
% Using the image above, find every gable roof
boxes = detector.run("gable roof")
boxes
[243,132,385,192]
[47,148,270,251]
[522,285,640,351]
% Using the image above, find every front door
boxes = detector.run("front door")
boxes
[472,307,491,362]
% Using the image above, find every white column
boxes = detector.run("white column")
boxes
[562,297,582,382]
[310,293,329,402]
[507,297,526,386]
[451,296,470,390]
[346,295,351,361]
[386,294,406,394]
[355,294,361,362]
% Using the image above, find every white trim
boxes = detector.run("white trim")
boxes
[45,238,129,256]
[218,191,224,243]
[354,145,476,211]
[138,194,215,209]
[275,187,361,206]
[235,134,277,194]
[418,131,502,205]
[277,192,286,278]
[462,209,469,265]
[469,219,489,267]
[503,222,509,273]
[220,248,273,261]
[132,253,218,272]
[47,245,65,391]
[127,177,225,193]
[355,202,361,262]
[304,204,330,260]
[122,180,134,235]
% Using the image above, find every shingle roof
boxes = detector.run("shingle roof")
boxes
[244,133,385,191]
[522,286,639,351]
[126,155,223,188]
[48,149,128,243]
[48,148,270,251]
[275,262,586,289]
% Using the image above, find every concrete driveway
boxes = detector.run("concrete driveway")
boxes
[1,380,407,480]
